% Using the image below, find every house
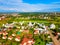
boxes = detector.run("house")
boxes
[12,33,16,37]
[34,28,44,34]
[8,36,13,40]
[28,22,33,27]
[19,21,24,26]
[2,31,8,36]
[0,16,5,20]
[2,35,7,39]
[20,37,28,45]
[20,35,34,45]
[0,18,1,20]
[0,31,2,35]
[27,38,35,45]
[4,23,14,28]
[1,16,5,19]
[21,26,25,30]
[44,17,48,19]
[23,30,29,34]
[50,24,56,29]
[15,36,20,42]
[34,30,39,34]
[27,34,33,38]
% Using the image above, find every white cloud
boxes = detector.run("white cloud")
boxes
[0,0,60,12]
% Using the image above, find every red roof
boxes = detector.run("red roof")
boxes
[9,36,13,38]
[21,36,35,45]
[28,34,32,36]
[0,31,2,34]
[21,37,28,45]
[16,36,20,39]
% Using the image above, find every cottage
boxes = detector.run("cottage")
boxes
[28,22,33,27]
[20,37,28,45]
[2,31,8,36]
[8,36,13,40]
[2,35,7,39]
[34,28,44,34]
[4,23,14,28]
[12,33,16,36]
[34,30,39,34]
[50,24,56,29]
[20,35,34,45]
[27,38,35,45]
[15,36,20,42]
[23,30,29,33]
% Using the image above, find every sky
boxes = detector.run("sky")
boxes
[0,0,60,12]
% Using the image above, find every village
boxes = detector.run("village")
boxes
[0,13,60,45]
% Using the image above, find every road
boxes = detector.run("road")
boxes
[48,30,60,45]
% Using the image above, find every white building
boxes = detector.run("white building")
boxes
[50,24,56,29]
[28,22,33,27]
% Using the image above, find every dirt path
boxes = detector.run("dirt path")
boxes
[49,30,60,45]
